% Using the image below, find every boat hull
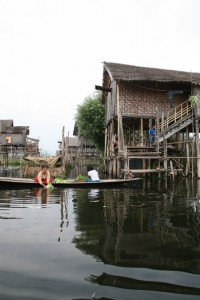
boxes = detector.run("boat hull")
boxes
[0,177,142,189]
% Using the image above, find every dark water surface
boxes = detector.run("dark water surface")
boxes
[0,177,200,300]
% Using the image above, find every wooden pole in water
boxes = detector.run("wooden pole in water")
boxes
[117,84,120,150]
[170,160,174,179]
[185,142,190,176]
[195,119,200,178]
[113,158,116,178]
[117,158,121,178]
[104,127,108,174]
[162,111,167,174]
[140,118,143,146]
[191,136,194,178]
[142,158,146,178]
[61,126,65,174]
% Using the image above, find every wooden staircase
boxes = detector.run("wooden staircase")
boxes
[157,100,194,143]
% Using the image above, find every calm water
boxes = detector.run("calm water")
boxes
[0,177,200,300]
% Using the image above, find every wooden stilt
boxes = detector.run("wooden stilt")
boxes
[185,142,190,176]
[142,159,146,177]
[116,158,121,178]
[169,160,174,179]
[113,157,117,178]
[195,119,200,178]
[140,118,144,146]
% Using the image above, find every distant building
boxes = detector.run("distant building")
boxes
[0,119,39,156]
[58,136,99,160]
[0,119,29,146]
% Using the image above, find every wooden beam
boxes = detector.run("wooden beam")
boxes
[127,152,161,155]
[121,168,183,174]
[95,85,112,92]
[121,168,170,173]
[127,156,162,159]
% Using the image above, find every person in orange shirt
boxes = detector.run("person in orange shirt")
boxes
[35,165,52,187]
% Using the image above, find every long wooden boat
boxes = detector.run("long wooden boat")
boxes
[0,176,142,189]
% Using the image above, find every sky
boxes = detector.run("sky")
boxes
[1,0,200,155]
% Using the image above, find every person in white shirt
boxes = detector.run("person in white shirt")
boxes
[85,165,100,182]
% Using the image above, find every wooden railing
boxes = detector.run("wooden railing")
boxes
[157,100,193,134]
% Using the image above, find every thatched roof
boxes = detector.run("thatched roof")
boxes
[5,126,29,134]
[104,62,200,85]
[0,120,29,134]
[24,156,61,167]
[0,120,13,132]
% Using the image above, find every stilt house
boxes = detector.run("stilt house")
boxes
[0,120,39,172]
[96,62,200,178]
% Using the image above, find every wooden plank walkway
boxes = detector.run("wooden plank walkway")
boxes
[122,168,183,174]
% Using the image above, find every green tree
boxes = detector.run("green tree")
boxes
[75,92,105,153]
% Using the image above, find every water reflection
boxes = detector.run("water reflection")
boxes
[58,189,69,242]
[34,188,49,204]
[89,272,200,296]
[0,177,199,299]
[88,189,100,202]
[72,177,200,297]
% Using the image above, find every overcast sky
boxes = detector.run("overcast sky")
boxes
[0,0,200,155]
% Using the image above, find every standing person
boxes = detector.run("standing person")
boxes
[85,165,100,182]
[148,124,156,146]
[35,165,52,187]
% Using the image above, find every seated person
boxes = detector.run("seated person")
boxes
[35,165,52,187]
[85,165,100,182]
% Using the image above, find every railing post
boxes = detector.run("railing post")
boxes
[166,111,169,128]
[174,107,176,123]
[156,108,159,152]
[181,103,183,119]
[162,112,164,131]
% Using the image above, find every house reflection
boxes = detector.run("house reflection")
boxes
[87,272,200,296]
[73,177,200,274]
